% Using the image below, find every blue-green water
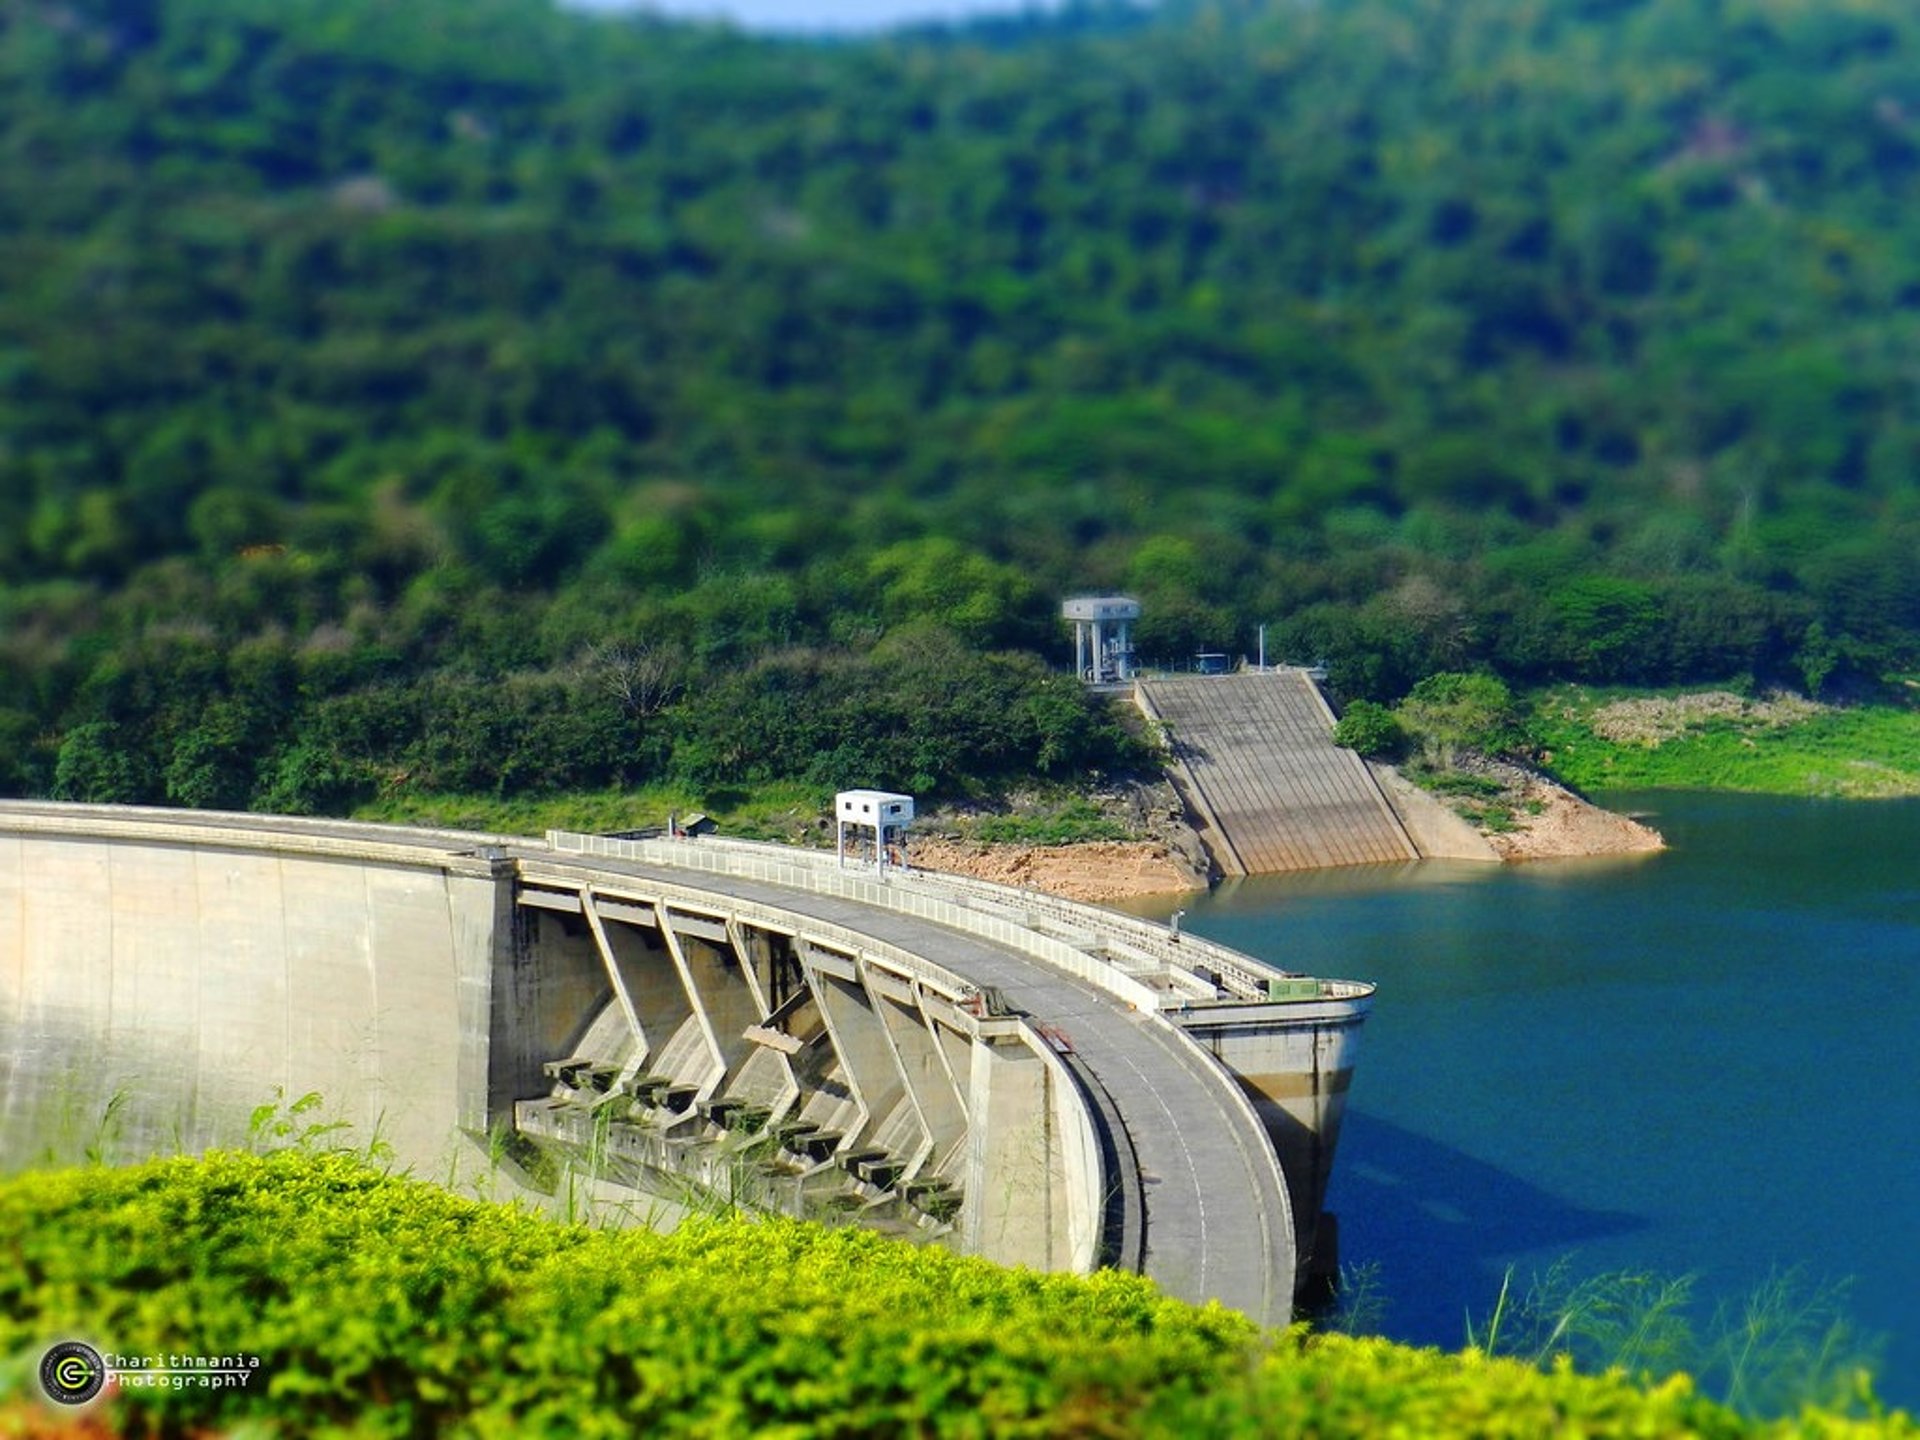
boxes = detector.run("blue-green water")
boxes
[1145,793,1919,1409]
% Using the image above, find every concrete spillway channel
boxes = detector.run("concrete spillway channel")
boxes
[0,802,1373,1325]
[1138,670,1417,875]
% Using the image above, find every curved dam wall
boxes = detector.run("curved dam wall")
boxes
[0,803,1105,1286]
[0,806,528,1173]
[2,802,1369,1319]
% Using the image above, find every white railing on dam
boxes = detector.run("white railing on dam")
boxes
[550,831,1179,1014]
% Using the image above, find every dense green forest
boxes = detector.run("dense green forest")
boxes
[4,0,1919,812]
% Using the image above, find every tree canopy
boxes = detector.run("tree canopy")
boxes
[3,0,1918,807]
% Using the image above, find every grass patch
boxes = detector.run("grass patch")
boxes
[1412,769,1508,800]
[967,798,1132,846]
[1466,1259,1890,1423]
[351,781,835,843]
[1457,803,1518,832]
[1529,688,1920,797]
[1405,764,1523,834]
[352,783,1147,849]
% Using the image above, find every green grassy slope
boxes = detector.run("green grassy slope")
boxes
[1531,689,1920,796]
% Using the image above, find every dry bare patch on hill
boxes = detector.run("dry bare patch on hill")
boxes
[1587,692,1827,746]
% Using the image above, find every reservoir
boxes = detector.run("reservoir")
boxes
[1144,792,1919,1410]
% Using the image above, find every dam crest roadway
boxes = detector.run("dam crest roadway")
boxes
[0,802,1373,1324]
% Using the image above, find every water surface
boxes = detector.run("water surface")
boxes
[1143,793,1919,1408]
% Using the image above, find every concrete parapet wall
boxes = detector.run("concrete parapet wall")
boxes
[552,832,1175,1013]
[966,1036,1100,1273]
[559,830,1370,1007]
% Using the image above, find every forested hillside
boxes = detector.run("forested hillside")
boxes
[4,0,1918,811]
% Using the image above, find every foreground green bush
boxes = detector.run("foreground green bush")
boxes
[1,1153,1911,1437]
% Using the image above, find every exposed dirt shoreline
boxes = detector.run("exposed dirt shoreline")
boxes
[907,836,1206,905]
[1478,770,1666,862]
[909,770,1662,903]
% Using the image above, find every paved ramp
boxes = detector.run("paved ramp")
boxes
[1138,671,1416,874]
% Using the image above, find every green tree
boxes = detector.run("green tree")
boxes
[53,722,162,805]
[1544,579,1664,682]
[865,539,1036,648]
[164,699,264,811]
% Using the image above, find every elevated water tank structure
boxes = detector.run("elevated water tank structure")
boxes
[1064,595,1140,685]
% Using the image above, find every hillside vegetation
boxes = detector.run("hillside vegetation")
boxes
[3,1151,1911,1436]
[3,0,1920,812]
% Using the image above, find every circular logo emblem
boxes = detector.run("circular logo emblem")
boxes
[40,1341,107,1405]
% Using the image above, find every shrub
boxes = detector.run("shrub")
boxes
[1397,671,1521,767]
[971,800,1130,845]
[50,721,161,805]
[1332,699,1405,759]
[3,1153,1910,1438]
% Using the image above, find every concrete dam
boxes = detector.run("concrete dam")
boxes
[0,802,1373,1324]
